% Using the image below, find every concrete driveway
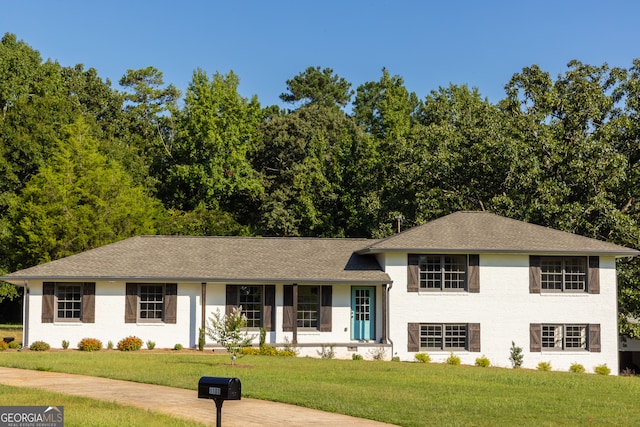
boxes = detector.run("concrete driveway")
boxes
[0,367,397,426]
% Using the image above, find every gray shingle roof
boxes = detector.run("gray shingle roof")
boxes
[358,211,640,256]
[3,211,637,285]
[1,236,390,284]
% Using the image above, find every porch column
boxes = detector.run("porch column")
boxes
[201,283,206,332]
[292,283,298,344]
[381,284,388,344]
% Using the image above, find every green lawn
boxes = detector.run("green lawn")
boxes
[0,384,207,427]
[1,350,639,426]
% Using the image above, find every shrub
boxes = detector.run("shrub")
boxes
[594,364,611,375]
[537,361,552,371]
[368,347,387,361]
[107,340,114,350]
[78,338,102,352]
[415,352,431,363]
[509,341,523,369]
[146,340,156,350]
[0,341,8,351]
[117,336,143,351]
[8,341,20,349]
[446,352,461,365]
[569,363,585,373]
[173,343,183,351]
[29,341,50,351]
[317,344,335,359]
[352,353,363,360]
[475,355,491,367]
[62,340,69,350]
[239,345,296,357]
[391,356,400,362]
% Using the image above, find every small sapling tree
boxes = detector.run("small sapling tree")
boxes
[509,341,524,369]
[206,307,255,365]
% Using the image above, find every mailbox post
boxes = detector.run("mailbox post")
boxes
[198,376,241,427]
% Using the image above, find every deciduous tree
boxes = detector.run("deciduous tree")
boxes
[164,69,263,220]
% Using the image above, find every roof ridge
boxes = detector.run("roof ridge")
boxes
[136,235,377,241]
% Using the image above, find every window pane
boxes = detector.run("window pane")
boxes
[419,255,467,290]
[565,325,586,349]
[57,285,81,319]
[420,256,442,289]
[140,285,164,320]
[541,258,563,290]
[542,325,563,349]
[239,286,262,328]
[541,257,586,291]
[419,324,468,350]
[355,289,370,321]
[420,324,442,350]
[443,256,466,289]
[297,286,319,328]
[564,258,586,291]
[445,324,467,349]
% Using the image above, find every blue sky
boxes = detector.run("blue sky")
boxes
[2,1,639,108]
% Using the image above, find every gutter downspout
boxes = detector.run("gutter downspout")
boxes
[386,282,393,360]
[23,280,29,348]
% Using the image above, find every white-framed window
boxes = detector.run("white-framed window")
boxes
[419,255,467,291]
[56,283,82,321]
[42,282,95,324]
[542,324,587,350]
[297,286,319,328]
[238,285,262,328]
[226,285,275,331]
[125,283,177,324]
[283,285,331,332]
[139,285,164,321]
[419,323,468,350]
[541,257,586,292]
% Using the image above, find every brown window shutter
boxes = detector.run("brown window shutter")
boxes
[468,255,480,293]
[82,283,95,323]
[588,324,601,352]
[164,284,177,324]
[407,323,420,352]
[320,286,332,332]
[42,282,55,323]
[407,254,420,292]
[530,323,541,352]
[529,256,541,294]
[264,285,275,331]
[125,284,137,323]
[225,285,238,316]
[468,323,481,352]
[588,256,600,294]
[283,285,294,332]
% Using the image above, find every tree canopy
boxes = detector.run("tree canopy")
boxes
[2,32,640,337]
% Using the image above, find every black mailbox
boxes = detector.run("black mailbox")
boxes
[198,376,241,401]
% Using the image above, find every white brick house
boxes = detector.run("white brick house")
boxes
[2,211,637,373]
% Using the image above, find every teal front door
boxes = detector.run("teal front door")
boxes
[351,287,374,341]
